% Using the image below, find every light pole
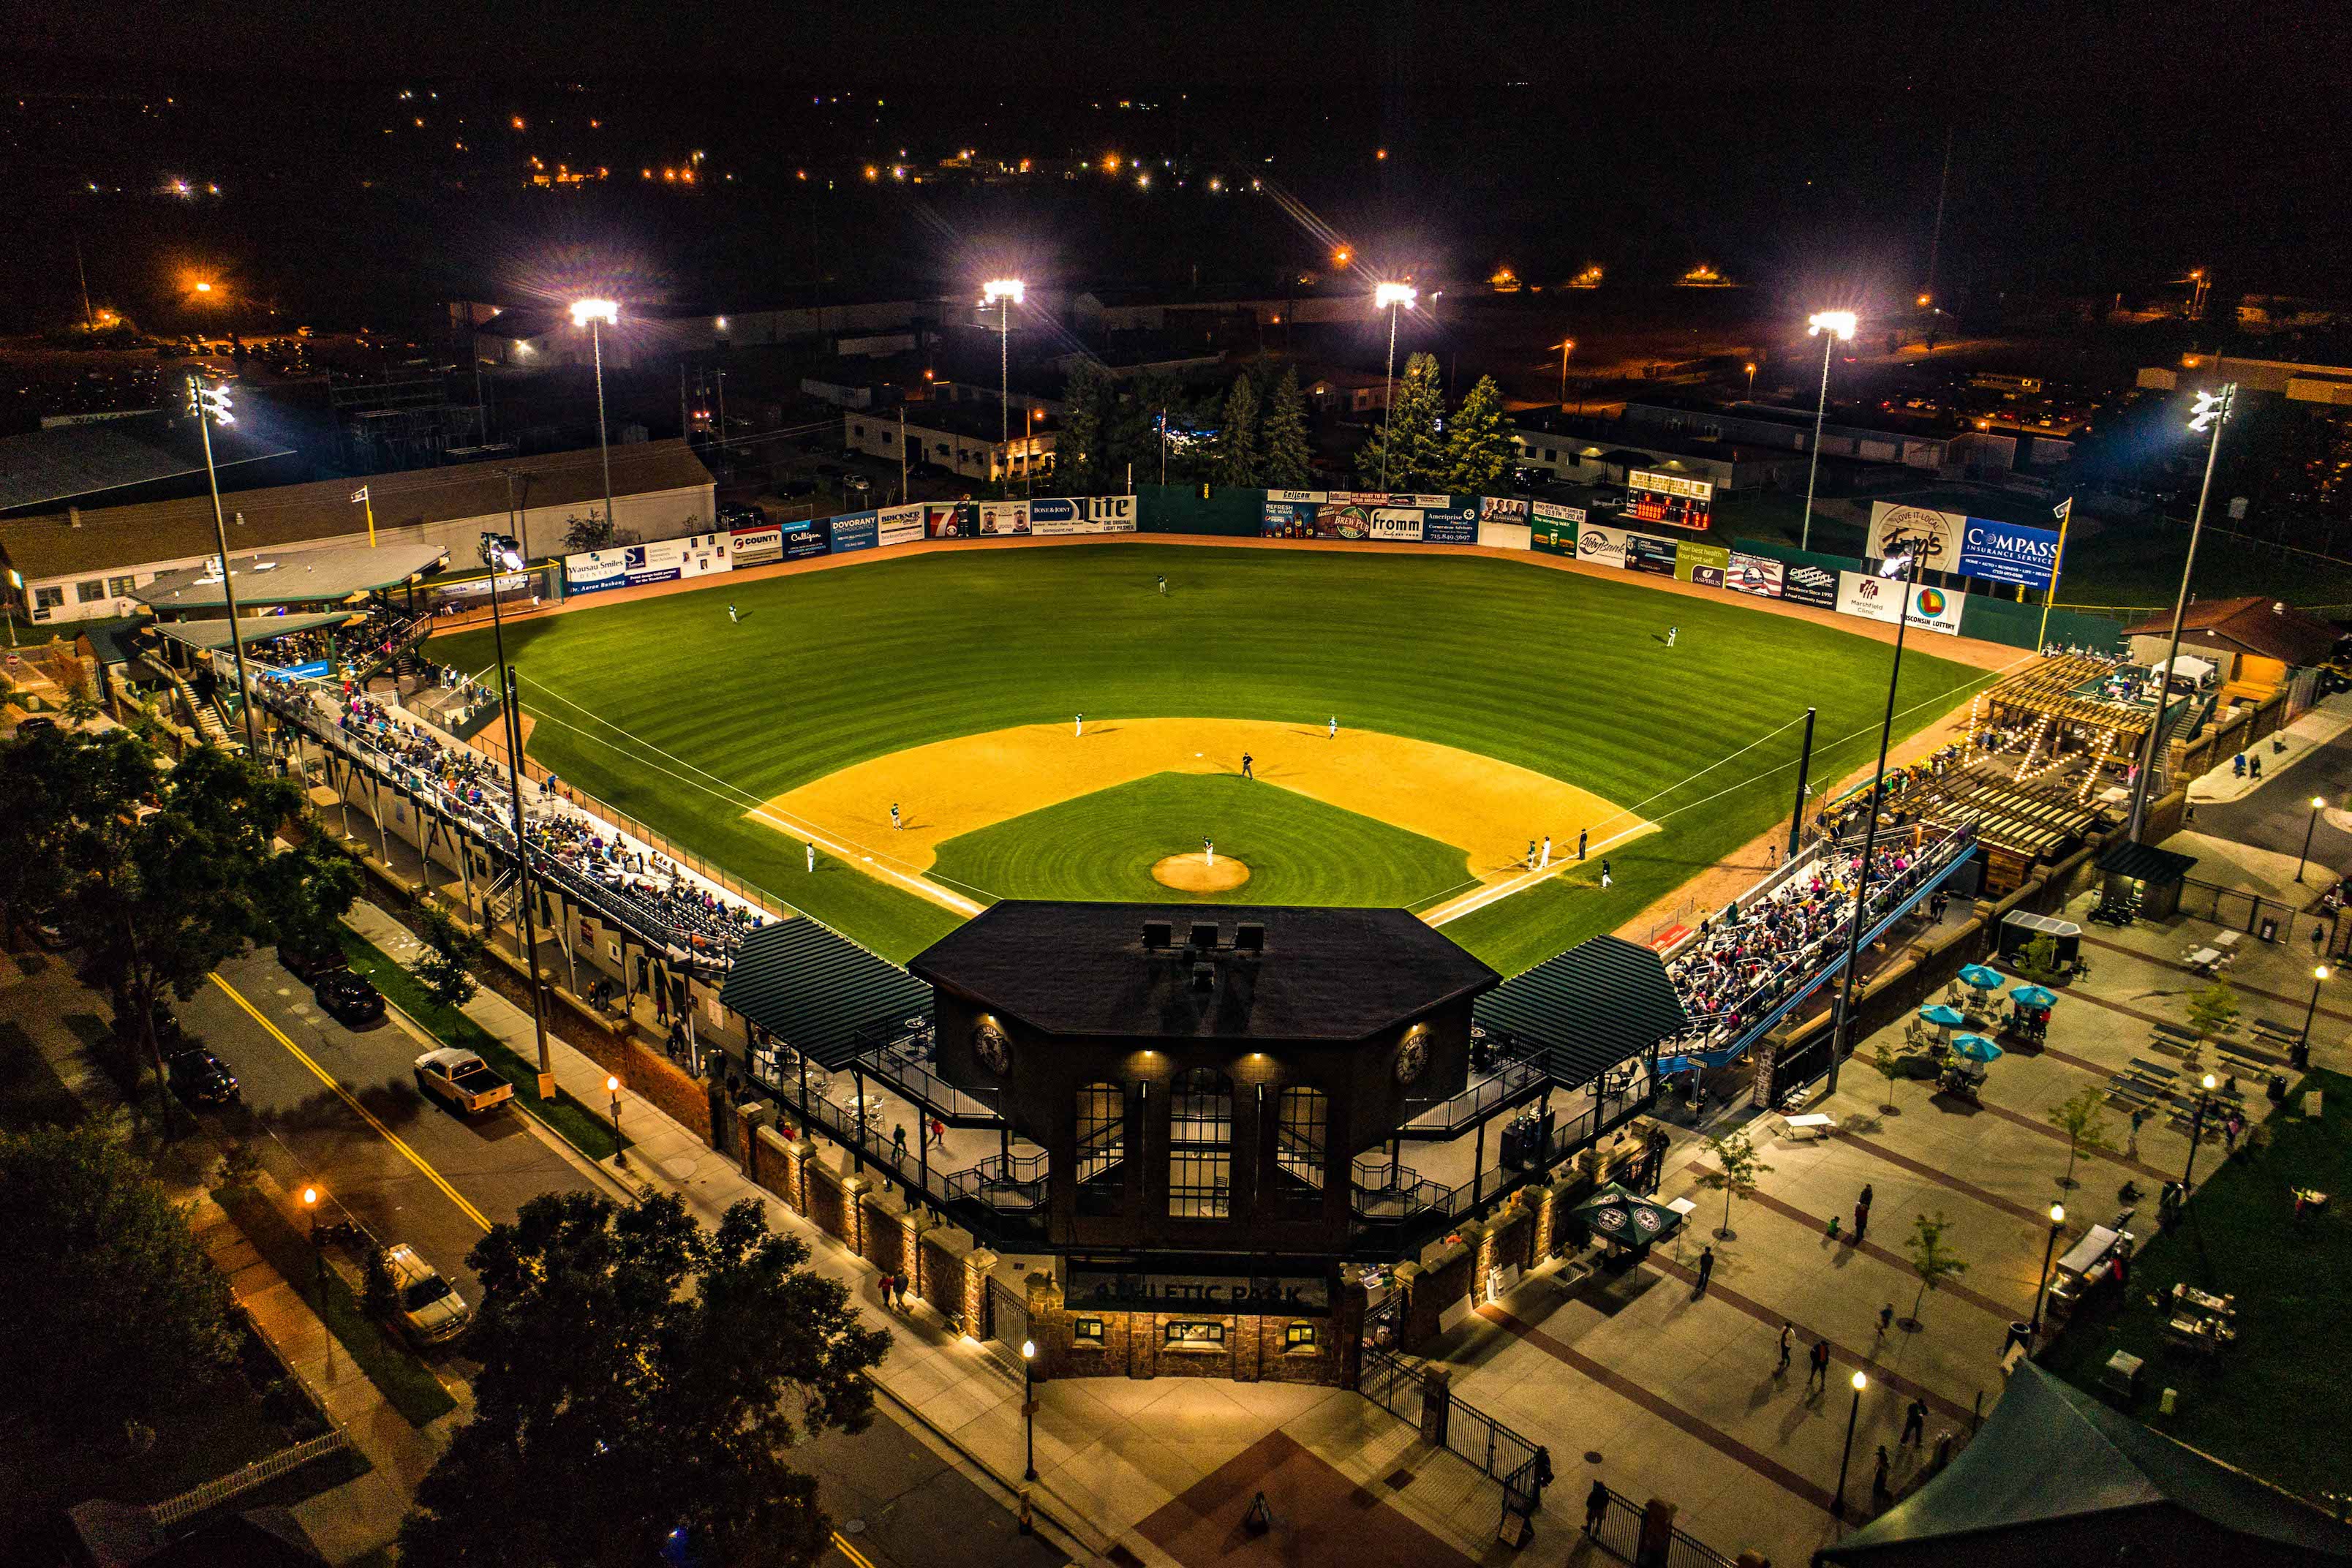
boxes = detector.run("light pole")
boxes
[1823,549,1921,1097]
[2299,796,2330,883]
[1798,312,1856,552]
[2126,384,2236,844]
[2028,1202,2065,1351]
[1744,361,1757,399]
[186,372,260,755]
[480,530,556,1100]
[1831,1371,1867,1523]
[1375,282,1417,491]
[983,280,1024,491]
[2182,1071,2219,1191]
[302,1185,325,1303]
[608,1074,626,1166]
[2301,965,2329,1063]
[1554,338,1575,404]
[570,299,619,550]
[1020,1338,1039,1481]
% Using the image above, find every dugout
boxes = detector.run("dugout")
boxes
[2096,840,2196,922]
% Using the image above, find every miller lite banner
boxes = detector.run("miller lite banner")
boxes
[1028,496,1139,535]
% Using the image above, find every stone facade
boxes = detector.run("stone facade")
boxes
[1025,1272,1361,1387]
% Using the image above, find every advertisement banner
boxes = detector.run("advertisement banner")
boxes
[782,521,827,560]
[924,502,970,539]
[1574,521,1628,569]
[1628,469,1715,530]
[1725,551,1785,598]
[1426,502,1480,545]
[1479,497,1529,527]
[1368,508,1424,542]
[1625,532,1680,576]
[829,511,878,554]
[1530,500,1585,555]
[976,501,1030,535]
[1956,517,2062,589]
[876,503,925,548]
[1267,489,1327,505]
[729,523,783,567]
[1028,496,1139,535]
[1837,570,1901,625]
[1782,562,1839,608]
[1867,502,1962,572]
[1904,582,1964,635]
[679,532,733,579]
[1262,500,1316,538]
[1313,500,1381,540]
[1674,540,1731,585]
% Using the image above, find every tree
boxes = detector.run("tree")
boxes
[2186,980,2240,1044]
[1901,1211,1970,1330]
[562,510,615,553]
[2015,932,2063,984]
[1441,374,1512,494]
[0,727,81,943]
[1210,374,1262,488]
[255,832,361,964]
[2046,1086,2114,1191]
[1700,1128,1772,1239]
[1354,352,1445,491]
[0,1125,238,1421]
[1261,368,1314,489]
[399,1191,889,1567]
[62,676,102,727]
[413,900,485,1011]
[1869,1039,1910,1113]
[1058,359,1115,494]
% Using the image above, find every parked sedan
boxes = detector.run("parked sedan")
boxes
[313,969,386,1027]
[165,1044,241,1107]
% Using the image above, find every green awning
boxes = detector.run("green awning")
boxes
[147,611,355,652]
[720,918,932,1070]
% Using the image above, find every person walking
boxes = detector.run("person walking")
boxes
[1540,835,1553,870]
[1578,828,1588,861]
[1901,1397,1928,1449]
[1806,1337,1831,1393]
[2128,1105,2146,1154]
[1328,715,1338,739]
[1241,752,1254,780]
[1584,1480,1608,1537]
[891,802,902,830]
[1527,839,1539,871]
[1695,1245,1715,1295]
[1854,1183,1874,1245]
[806,840,816,873]
[1776,1322,1793,1376]
[1600,859,1613,889]
[1871,1447,1893,1509]
[1878,1302,1896,1336]
[893,1123,909,1161]
[927,1115,946,1150]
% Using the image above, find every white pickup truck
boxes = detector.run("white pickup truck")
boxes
[414,1048,514,1115]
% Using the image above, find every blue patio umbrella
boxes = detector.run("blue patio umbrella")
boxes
[1959,964,2005,990]
[1919,1003,1967,1028]
[2010,984,2059,1009]
[1950,1033,2005,1063]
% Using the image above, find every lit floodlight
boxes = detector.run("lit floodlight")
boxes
[1877,553,1913,579]
[1808,309,1857,341]
[479,532,523,572]
[982,279,1025,305]
[1374,282,1417,309]
[2188,385,2234,434]
[187,377,234,427]
[570,298,619,327]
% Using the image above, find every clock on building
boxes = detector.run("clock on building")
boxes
[1394,1025,1430,1086]
[972,1018,1013,1076]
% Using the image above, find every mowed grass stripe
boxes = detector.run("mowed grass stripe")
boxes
[431,545,1975,970]
[928,772,1474,908]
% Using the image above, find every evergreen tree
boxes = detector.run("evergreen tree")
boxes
[1261,369,1313,489]
[1211,374,1262,488]
[1057,359,1114,494]
[1355,352,1445,491]
[1441,374,1512,494]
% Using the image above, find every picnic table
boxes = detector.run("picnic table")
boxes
[2185,946,2224,971]
[1784,1113,1838,1142]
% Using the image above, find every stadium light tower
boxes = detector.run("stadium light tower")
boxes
[1824,546,1921,1098]
[1374,282,1417,491]
[983,279,1025,488]
[479,529,555,1099]
[2124,382,2237,845]
[1798,310,1857,551]
[186,372,259,755]
[570,298,619,551]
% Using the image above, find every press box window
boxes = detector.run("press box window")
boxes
[107,576,137,598]
[75,579,106,603]
[1284,1322,1318,1351]
[33,587,64,613]
[1165,1320,1224,1346]
[1073,1318,1104,1344]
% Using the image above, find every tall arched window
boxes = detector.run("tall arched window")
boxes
[1167,1067,1232,1218]
[1075,1082,1125,1216]
[1273,1085,1328,1217]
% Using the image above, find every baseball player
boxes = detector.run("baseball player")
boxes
[1665,625,1678,647]
[1328,715,1338,739]
[1157,574,1166,595]
[890,802,901,831]
[728,603,739,624]
[1203,836,1215,867]
[806,841,816,873]
[1241,753,1254,780]
[1540,835,1552,870]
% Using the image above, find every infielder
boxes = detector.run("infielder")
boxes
[1540,835,1552,870]
[1075,712,1084,738]
[1526,839,1537,870]
[728,603,739,624]
[1328,715,1338,739]
[890,802,902,831]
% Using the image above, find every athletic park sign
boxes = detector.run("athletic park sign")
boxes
[1868,502,2061,590]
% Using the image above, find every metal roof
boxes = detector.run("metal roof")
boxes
[720,919,934,1070]
[135,543,448,611]
[0,417,292,515]
[2097,840,2199,886]
[1473,934,1689,1087]
[147,611,355,651]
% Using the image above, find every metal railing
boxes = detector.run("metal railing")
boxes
[146,1428,351,1528]
[1399,1052,1550,1137]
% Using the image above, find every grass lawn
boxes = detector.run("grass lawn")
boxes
[212,1181,457,1428]
[335,927,628,1161]
[2040,1068,2351,1503]
[930,772,1474,910]
[429,544,1980,973]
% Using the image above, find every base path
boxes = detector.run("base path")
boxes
[755,717,1645,911]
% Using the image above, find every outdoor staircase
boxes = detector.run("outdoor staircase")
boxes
[159,666,234,747]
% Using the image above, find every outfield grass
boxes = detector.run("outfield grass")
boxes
[429,544,1981,973]
[929,772,1474,910]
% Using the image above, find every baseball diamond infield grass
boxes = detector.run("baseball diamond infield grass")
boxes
[429,543,1987,975]
[927,772,1474,910]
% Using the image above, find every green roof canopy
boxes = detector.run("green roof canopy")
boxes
[720,919,932,1070]
[147,611,355,652]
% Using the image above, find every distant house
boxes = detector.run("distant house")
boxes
[843,407,1053,486]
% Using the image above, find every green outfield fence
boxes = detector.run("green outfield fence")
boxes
[1728,537,2127,655]
[1134,481,1267,536]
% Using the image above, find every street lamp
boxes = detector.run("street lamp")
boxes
[2298,796,2330,883]
[2182,1071,2220,1192]
[1823,549,1921,1098]
[2301,965,2329,1066]
[479,529,555,1099]
[186,372,260,755]
[2028,1203,2066,1351]
[982,280,1024,489]
[570,298,619,559]
[1553,338,1575,404]
[1831,1370,1867,1523]
[608,1074,625,1165]
[2126,384,2236,844]
[1020,1337,1039,1481]
[1374,282,1418,491]
[302,1185,325,1302]
[1744,361,1757,398]
[1798,311,1857,551]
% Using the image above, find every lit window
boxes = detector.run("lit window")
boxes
[1284,1322,1318,1350]
[1077,1082,1125,1217]
[1168,1067,1232,1219]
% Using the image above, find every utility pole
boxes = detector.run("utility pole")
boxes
[188,374,258,755]
[74,234,94,332]
[1924,126,1953,304]
[1787,706,1817,861]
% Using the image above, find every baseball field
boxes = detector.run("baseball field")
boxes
[430,542,1989,976]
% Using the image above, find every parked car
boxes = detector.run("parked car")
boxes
[28,906,69,951]
[314,969,385,1027]
[13,715,59,738]
[277,940,348,983]
[413,1048,514,1115]
[165,1044,240,1107]
[382,1243,471,1346]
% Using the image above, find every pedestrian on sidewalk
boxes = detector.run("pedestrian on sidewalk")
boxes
[1901,1396,1929,1448]
[1695,1245,1715,1295]
[893,1123,908,1160]
[1854,1183,1874,1245]
[1776,1322,1793,1375]
[1806,1338,1831,1393]
[1872,1447,1893,1509]
[927,1115,946,1150]
[2129,1106,2145,1153]
[2225,1111,2244,1152]
[1584,1480,1608,1537]
[1879,1302,1896,1336]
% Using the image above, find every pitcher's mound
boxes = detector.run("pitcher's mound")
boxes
[1153,853,1251,892]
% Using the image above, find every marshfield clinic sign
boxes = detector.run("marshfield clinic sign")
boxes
[1870,502,2059,590]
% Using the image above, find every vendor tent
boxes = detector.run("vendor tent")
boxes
[1568,1182,1684,1249]
[1814,1362,2352,1567]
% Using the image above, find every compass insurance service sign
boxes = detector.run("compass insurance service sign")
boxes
[1869,502,2062,591]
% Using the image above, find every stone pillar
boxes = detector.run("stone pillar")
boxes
[900,1207,931,1305]
[1026,1272,1063,1377]
[778,1128,810,1213]
[1462,1216,1494,1302]
[1389,1259,1420,1352]
[964,1248,999,1341]
[1335,1264,1368,1392]
[1419,1365,1452,1448]
[840,1176,870,1258]
[1532,1177,1559,1261]
[736,1100,769,1179]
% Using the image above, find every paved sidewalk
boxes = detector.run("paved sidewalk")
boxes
[342,901,1514,1567]
[2185,696,2352,805]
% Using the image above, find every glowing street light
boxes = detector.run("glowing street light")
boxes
[2028,1203,2065,1351]
[2299,796,2332,883]
[193,280,214,293]
[1374,283,1418,491]
[570,298,620,577]
[1832,1371,1868,1522]
[982,280,1025,482]
[2302,964,2330,1063]
[1796,310,1858,551]
[186,371,259,755]
[1744,361,1757,397]
[1553,339,1576,404]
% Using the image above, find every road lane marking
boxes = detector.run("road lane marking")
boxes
[830,1531,878,1568]
[208,971,493,1234]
